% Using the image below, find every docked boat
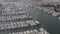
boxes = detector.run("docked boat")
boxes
[0,3,40,30]
[9,28,50,34]
[58,17,60,19]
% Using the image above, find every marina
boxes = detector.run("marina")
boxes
[0,0,60,34]
[0,3,40,31]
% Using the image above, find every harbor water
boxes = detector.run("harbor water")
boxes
[15,0,60,34]
[0,0,60,34]
[23,6,60,34]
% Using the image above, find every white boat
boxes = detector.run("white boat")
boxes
[0,3,40,30]
[58,17,60,19]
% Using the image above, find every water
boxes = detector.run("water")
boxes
[0,0,60,34]
[15,1,60,34]
[23,6,60,34]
